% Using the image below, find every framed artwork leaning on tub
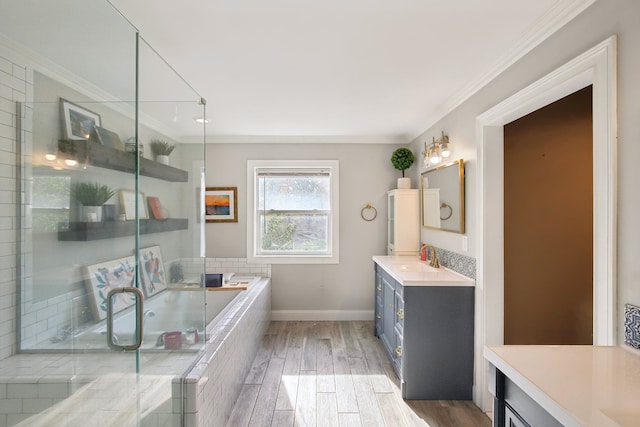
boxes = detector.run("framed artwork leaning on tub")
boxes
[84,255,137,321]
[138,246,168,298]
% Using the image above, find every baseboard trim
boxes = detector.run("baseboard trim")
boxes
[271,310,374,321]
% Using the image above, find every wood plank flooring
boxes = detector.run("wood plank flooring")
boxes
[227,321,490,427]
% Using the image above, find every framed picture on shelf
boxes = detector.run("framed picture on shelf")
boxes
[60,98,102,140]
[138,246,168,298]
[205,187,237,223]
[95,126,125,150]
[84,255,137,321]
[147,196,167,220]
[120,190,149,220]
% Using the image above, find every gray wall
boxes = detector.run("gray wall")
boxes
[193,142,409,316]
[410,0,640,344]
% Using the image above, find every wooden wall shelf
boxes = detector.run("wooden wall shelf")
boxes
[58,218,188,241]
[58,140,188,182]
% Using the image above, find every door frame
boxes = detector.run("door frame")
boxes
[474,36,617,411]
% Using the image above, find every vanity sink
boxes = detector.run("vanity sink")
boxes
[391,262,439,273]
[374,256,475,287]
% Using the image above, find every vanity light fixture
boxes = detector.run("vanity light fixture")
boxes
[423,131,451,168]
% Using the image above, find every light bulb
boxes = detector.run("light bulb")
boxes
[430,145,441,164]
[65,159,78,166]
[44,153,57,161]
[440,142,450,158]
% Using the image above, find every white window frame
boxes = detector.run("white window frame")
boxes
[247,159,339,264]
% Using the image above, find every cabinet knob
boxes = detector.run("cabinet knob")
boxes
[395,346,402,357]
[396,309,404,319]
[377,285,382,291]
[377,313,382,319]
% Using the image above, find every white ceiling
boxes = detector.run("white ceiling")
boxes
[6,0,595,143]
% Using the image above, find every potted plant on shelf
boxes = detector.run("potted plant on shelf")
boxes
[71,182,115,222]
[391,147,415,189]
[149,139,175,165]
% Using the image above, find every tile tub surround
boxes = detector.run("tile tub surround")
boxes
[182,277,271,427]
[0,278,271,426]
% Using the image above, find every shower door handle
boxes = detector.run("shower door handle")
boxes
[106,287,144,351]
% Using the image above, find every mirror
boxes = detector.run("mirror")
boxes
[421,159,465,233]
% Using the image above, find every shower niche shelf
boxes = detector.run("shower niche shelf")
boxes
[58,139,188,182]
[58,218,188,241]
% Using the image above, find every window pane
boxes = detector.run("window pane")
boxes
[258,175,330,211]
[33,175,71,232]
[260,213,328,253]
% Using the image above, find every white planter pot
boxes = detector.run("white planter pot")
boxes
[156,155,169,165]
[397,177,411,189]
[83,205,102,222]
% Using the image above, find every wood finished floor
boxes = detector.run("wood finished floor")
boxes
[226,321,490,427]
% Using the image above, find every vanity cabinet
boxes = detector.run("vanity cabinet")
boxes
[374,262,474,399]
[387,189,419,256]
[489,365,562,427]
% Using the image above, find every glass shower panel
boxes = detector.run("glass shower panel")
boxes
[4,0,208,423]
[136,35,207,347]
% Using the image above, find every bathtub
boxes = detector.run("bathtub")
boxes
[0,276,271,426]
[68,277,256,351]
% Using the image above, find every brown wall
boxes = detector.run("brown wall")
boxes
[504,86,593,345]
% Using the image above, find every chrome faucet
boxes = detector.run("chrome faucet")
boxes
[143,309,156,324]
[424,245,440,268]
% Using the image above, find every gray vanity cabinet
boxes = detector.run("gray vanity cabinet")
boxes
[374,262,475,400]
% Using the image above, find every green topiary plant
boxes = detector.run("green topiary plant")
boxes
[391,147,415,177]
[149,139,176,156]
[71,182,115,206]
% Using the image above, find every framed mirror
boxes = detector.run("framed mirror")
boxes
[421,159,465,233]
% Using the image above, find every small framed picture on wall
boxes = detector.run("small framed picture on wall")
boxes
[205,187,238,223]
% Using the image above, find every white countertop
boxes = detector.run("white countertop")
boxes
[373,255,474,286]
[484,345,640,427]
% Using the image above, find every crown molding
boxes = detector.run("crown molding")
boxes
[180,134,407,145]
[0,32,183,141]
[410,0,599,143]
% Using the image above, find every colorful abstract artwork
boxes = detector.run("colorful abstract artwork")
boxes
[139,246,168,298]
[85,256,137,321]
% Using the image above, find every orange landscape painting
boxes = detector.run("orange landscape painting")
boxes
[205,194,231,215]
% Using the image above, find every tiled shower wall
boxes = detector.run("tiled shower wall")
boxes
[0,52,31,360]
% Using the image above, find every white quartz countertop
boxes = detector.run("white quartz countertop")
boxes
[373,255,474,286]
[484,345,640,427]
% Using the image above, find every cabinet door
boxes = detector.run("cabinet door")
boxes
[375,268,383,336]
[505,405,530,427]
[395,291,404,335]
[381,275,396,356]
[394,330,403,372]
[387,192,395,254]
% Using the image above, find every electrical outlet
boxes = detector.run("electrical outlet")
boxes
[462,236,468,252]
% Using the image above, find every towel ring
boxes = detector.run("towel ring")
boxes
[361,204,377,222]
[440,203,453,220]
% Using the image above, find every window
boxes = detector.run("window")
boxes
[32,174,71,233]
[247,160,339,264]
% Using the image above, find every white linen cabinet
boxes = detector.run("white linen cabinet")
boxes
[387,189,419,256]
